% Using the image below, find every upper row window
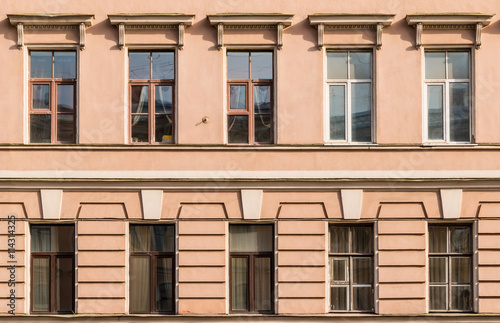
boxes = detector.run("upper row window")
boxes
[30,51,76,144]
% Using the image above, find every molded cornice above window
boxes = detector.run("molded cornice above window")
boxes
[7,14,94,50]
[308,14,395,49]
[108,14,195,50]
[406,13,494,49]
[207,13,294,50]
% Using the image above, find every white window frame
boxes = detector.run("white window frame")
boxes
[423,48,474,144]
[324,47,375,145]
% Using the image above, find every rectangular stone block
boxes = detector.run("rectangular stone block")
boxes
[0,283,24,298]
[378,235,425,251]
[278,282,325,298]
[479,298,500,313]
[78,282,125,298]
[278,235,325,250]
[379,266,426,283]
[0,299,25,314]
[178,221,225,235]
[479,251,500,265]
[0,235,25,251]
[0,252,25,266]
[478,220,500,234]
[78,235,125,251]
[278,298,325,314]
[478,235,500,249]
[0,221,26,234]
[379,283,426,299]
[378,251,426,266]
[179,282,225,298]
[278,251,325,266]
[479,282,500,297]
[179,251,225,266]
[378,299,426,314]
[77,298,125,314]
[78,267,125,282]
[278,267,326,283]
[378,220,426,235]
[78,221,126,235]
[479,266,500,282]
[178,299,225,314]
[278,221,325,235]
[0,266,25,283]
[179,235,225,250]
[179,267,225,283]
[78,251,125,266]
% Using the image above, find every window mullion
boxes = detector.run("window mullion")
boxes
[346,81,351,143]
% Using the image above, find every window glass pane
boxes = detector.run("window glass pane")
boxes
[155,115,173,143]
[452,285,472,311]
[130,225,150,252]
[32,226,52,252]
[231,257,248,311]
[251,52,272,79]
[331,257,348,282]
[56,257,73,312]
[351,83,372,143]
[57,85,74,113]
[54,52,76,79]
[32,257,50,311]
[130,256,150,313]
[352,226,372,254]
[330,286,348,311]
[452,257,471,284]
[450,226,471,253]
[254,115,271,143]
[327,52,347,79]
[230,225,273,252]
[425,52,446,79]
[30,114,51,143]
[152,52,174,80]
[350,52,371,79]
[427,85,444,140]
[156,257,173,312]
[31,226,74,252]
[353,286,372,311]
[228,115,248,144]
[131,85,149,114]
[429,226,447,253]
[330,226,349,253]
[155,86,172,114]
[353,257,372,284]
[449,83,470,142]
[429,257,447,283]
[228,52,249,79]
[329,85,346,141]
[254,86,271,114]
[448,52,469,79]
[430,285,447,310]
[32,85,50,110]
[131,115,148,143]
[254,257,272,311]
[129,52,151,80]
[230,85,246,110]
[31,52,52,78]
[151,225,175,252]
[57,113,75,142]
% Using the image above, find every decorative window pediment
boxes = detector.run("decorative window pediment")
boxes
[7,14,94,50]
[406,13,494,49]
[108,14,195,50]
[308,14,395,49]
[207,14,294,50]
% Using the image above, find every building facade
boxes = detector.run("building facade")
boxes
[0,1,500,322]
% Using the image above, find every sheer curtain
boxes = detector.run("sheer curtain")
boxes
[130,226,152,313]
[132,87,148,127]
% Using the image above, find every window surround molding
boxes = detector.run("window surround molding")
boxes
[108,14,195,50]
[7,14,94,50]
[406,14,494,49]
[308,14,395,50]
[207,14,293,50]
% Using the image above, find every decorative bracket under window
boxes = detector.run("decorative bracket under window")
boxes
[207,14,294,50]
[308,14,395,50]
[406,14,494,49]
[7,14,94,50]
[108,14,195,50]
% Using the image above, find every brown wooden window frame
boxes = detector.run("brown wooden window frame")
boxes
[30,225,75,314]
[129,51,175,144]
[229,224,274,314]
[129,224,175,314]
[29,51,77,144]
[329,224,374,312]
[227,51,274,145]
[428,224,473,312]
